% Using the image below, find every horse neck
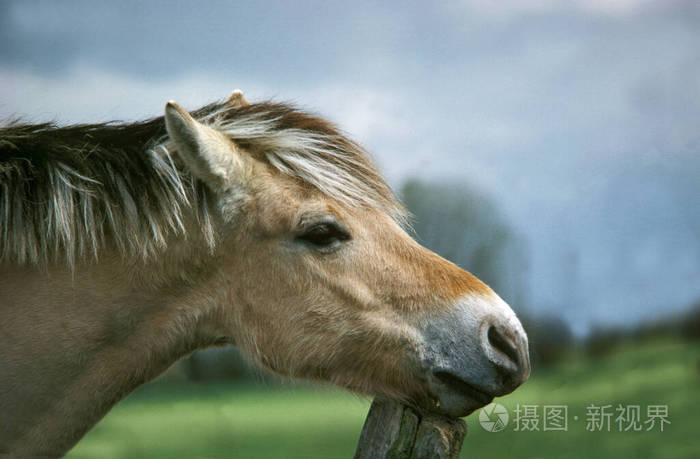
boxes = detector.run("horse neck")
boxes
[0,237,226,455]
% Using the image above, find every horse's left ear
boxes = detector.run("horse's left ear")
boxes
[164,101,248,191]
[227,89,250,108]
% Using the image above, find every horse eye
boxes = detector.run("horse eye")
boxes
[297,223,350,249]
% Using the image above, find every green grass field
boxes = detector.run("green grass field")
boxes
[68,339,700,458]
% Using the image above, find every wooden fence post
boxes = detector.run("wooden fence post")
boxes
[354,398,467,459]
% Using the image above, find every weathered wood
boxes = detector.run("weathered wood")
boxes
[354,398,467,459]
[409,412,466,459]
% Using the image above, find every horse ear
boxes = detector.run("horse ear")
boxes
[164,101,247,190]
[226,89,250,108]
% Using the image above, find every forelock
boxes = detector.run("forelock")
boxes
[200,102,407,224]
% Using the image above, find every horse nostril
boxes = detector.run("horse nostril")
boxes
[487,325,520,368]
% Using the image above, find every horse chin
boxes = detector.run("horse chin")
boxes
[433,391,493,418]
[427,375,495,418]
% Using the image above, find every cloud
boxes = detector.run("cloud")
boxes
[0,64,267,123]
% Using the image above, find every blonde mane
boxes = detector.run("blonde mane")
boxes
[0,100,405,267]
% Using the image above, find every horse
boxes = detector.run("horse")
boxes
[0,90,529,456]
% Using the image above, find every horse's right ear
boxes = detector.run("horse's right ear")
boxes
[164,101,249,191]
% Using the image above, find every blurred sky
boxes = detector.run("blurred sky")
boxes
[1,0,698,335]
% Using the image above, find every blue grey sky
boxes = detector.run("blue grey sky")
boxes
[2,0,699,334]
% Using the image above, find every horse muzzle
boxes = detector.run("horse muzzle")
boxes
[421,294,530,417]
